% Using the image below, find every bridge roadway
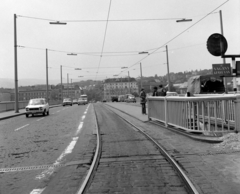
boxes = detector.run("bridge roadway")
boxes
[0,102,240,193]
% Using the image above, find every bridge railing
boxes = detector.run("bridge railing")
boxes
[148,95,240,134]
[0,100,62,112]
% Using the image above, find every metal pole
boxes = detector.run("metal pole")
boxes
[67,73,69,97]
[219,10,228,93]
[14,14,19,113]
[128,71,130,94]
[61,65,63,101]
[166,45,171,92]
[46,49,49,102]
[140,63,143,90]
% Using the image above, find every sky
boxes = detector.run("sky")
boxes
[0,0,239,86]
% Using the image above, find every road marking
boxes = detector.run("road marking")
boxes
[30,188,45,194]
[82,115,86,120]
[34,137,79,180]
[57,110,60,113]
[14,124,29,131]
[76,122,83,135]
[37,118,44,121]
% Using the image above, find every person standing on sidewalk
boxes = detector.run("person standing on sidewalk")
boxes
[157,84,167,96]
[140,88,147,114]
[152,86,158,96]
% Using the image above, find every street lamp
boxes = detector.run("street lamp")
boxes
[67,53,77,56]
[49,21,67,25]
[75,68,81,70]
[14,14,67,113]
[121,67,128,69]
[176,18,192,22]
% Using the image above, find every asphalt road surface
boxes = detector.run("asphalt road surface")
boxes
[0,104,94,194]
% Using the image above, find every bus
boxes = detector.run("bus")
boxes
[78,94,88,105]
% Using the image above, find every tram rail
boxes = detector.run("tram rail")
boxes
[76,104,199,194]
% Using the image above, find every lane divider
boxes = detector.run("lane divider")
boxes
[14,124,29,131]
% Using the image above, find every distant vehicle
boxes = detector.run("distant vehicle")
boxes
[102,99,107,102]
[166,92,179,97]
[118,95,125,102]
[72,99,78,104]
[78,97,86,105]
[124,94,136,103]
[25,98,49,117]
[187,74,225,96]
[63,98,72,106]
[80,94,88,104]
[111,96,118,102]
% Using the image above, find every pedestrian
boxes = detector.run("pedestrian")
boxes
[140,88,147,114]
[157,84,167,96]
[152,86,158,96]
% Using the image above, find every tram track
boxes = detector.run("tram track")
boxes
[76,104,199,194]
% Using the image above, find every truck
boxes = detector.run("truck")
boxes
[187,74,225,96]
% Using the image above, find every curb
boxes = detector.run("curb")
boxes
[0,105,62,121]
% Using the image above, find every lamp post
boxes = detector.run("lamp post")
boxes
[128,71,131,94]
[46,49,49,102]
[14,14,19,113]
[219,10,228,92]
[140,63,143,89]
[61,65,63,101]
[13,14,67,112]
[165,45,171,92]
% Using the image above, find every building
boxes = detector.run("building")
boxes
[103,78,139,100]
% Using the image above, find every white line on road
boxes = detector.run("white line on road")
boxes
[75,122,83,135]
[34,137,79,181]
[30,188,45,194]
[36,118,44,121]
[14,124,29,131]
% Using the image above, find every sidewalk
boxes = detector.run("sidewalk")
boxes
[105,102,149,122]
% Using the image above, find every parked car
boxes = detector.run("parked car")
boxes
[25,98,49,117]
[111,96,118,102]
[102,99,107,102]
[78,98,86,105]
[63,98,72,106]
[166,92,179,97]
[125,94,136,103]
[73,99,78,104]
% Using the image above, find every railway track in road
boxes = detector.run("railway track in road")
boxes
[76,104,199,194]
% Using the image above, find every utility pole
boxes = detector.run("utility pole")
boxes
[166,45,171,92]
[61,65,63,101]
[67,73,69,97]
[219,10,228,93]
[46,49,49,102]
[14,14,19,113]
[140,63,143,90]
[128,71,130,94]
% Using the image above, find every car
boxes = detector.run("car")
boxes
[73,99,78,104]
[166,92,179,97]
[125,94,136,103]
[102,99,107,102]
[111,96,118,102]
[78,98,86,105]
[63,98,73,106]
[25,98,49,117]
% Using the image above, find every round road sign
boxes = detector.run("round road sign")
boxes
[207,33,228,57]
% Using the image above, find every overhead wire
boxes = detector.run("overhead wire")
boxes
[95,0,112,80]
[118,0,230,76]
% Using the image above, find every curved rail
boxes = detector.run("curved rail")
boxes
[76,105,102,194]
[106,105,199,194]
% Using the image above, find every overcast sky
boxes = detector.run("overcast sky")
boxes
[0,0,239,85]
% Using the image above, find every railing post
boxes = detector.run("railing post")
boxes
[164,97,168,127]
[234,95,240,132]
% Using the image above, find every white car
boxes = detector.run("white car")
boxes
[25,98,49,117]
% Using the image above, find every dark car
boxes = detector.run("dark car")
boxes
[111,96,118,102]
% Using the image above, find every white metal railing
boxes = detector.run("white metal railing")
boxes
[148,95,240,134]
